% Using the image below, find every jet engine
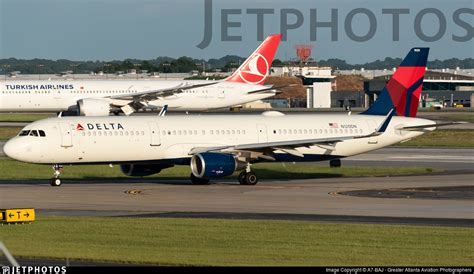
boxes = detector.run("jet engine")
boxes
[120,164,173,177]
[77,98,112,116]
[191,153,245,179]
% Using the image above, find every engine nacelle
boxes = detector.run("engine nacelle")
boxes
[120,164,172,177]
[77,98,111,116]
[191,153,245,179]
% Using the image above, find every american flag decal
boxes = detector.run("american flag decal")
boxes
[329,123,339,128]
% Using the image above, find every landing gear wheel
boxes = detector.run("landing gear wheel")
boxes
[51,164,64,187]
[329,159,341,168]
[190,173,210,185]
[238,171,247,185]
[244,172,258,185]
[50,178,62,187]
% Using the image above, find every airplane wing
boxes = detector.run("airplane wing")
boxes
[246,84,295,95]
[108,82,218,115]
[188,109,395,160]
[189,135,367,156]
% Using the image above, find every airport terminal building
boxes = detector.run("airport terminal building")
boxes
[364,71,474,108]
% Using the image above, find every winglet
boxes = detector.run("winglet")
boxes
[158,105,168,117]
[375,108,396,134]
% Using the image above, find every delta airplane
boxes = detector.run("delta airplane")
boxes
[0,34,282,116]
[3,48,461,186]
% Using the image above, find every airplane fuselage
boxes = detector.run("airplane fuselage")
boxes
[3,112,434,165]
[0,80,275,112]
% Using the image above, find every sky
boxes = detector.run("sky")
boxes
[0,0,473,63]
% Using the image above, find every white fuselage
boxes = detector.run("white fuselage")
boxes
[3,113,435,165]
[0,80,274,112]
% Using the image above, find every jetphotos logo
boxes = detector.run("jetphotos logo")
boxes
[76,123,124,130]
[237,53,269,84]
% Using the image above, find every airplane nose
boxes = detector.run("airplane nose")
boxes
[3,139,16,159]
[3,138,27,161]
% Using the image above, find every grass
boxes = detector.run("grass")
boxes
[1,216,472,266]
[397,129,474,147]
[0,127,22,140]
[444,114,474,123]
[0,159,435,181]
[0,113,54,122]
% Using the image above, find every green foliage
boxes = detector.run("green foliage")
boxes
[396,129,474,147]
[1,217,472,266]
[0,159,435,180]
[1,56,472,75]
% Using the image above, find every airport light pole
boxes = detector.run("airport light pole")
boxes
[37,64,44,80]
[1,64,10,80]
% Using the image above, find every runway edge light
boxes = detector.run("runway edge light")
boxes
[0,208,35,223]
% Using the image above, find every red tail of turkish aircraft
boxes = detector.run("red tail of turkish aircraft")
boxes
[225,34,282,85]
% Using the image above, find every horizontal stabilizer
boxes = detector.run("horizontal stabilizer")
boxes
[397,121,468,131]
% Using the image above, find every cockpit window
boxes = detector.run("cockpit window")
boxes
[19,130,30,136]
[19,130,46,137]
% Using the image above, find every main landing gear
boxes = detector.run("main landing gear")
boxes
[50,164,63,187]
[238,164,258,185]
[329,159,342,168]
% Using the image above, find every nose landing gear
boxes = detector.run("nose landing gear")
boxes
[50,164,63,187]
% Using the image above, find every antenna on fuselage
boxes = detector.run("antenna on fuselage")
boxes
[57,112,63,118]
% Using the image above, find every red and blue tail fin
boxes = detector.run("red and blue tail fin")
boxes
[362,48,429,117]
[225,34,282,85]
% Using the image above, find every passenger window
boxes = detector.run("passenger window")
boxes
[194,130,198,135]
[98,132,102,136]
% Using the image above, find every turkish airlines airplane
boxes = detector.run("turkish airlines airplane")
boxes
[0,34,282,116]
[3,48,462,186]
